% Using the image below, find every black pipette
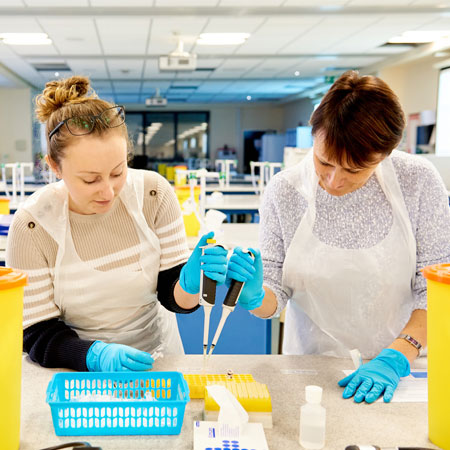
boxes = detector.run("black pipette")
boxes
[207,249,253,357]
[199,239,223,358]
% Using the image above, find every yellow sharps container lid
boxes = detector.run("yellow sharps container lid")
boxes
[422,264,450,285]
[0,267,28,290]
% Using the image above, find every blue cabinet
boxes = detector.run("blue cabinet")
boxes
[176,284,271,354]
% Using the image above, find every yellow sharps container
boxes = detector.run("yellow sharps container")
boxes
[0,198,10,214]
[175,186,201,236]
[423,263,450,450]
[0,267,27,450]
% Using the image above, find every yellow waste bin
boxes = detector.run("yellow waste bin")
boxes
[0,198,10,214]
[175,186,201,237]
[166,166,175,182]
[423,263,450,450]
[174,165,188,187]
[157,163,167,177]
[0,267,28,450]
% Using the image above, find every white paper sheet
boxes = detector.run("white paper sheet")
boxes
[193,421,269,450]
[342,369,428,402]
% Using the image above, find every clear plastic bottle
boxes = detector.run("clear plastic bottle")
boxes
[299,385,326,449]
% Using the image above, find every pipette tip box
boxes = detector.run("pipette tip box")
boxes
[183,373,254,399]
[203,381,273,429]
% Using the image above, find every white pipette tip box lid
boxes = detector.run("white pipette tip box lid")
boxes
[204,381,273,429]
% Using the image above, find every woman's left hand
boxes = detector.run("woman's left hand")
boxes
[338,348,410,403]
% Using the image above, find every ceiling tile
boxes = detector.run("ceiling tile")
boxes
[39,17,102,55]
[0,17,42,33]
[107,59,144,78]
[154,0,218,5]
[96,17,151,54]
[24,0,88,5]
[66,58,108,78]
[113,81,141,92]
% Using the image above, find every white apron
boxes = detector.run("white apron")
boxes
[22,168,184,355]
[281,151,416,358]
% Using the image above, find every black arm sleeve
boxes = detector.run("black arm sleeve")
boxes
[23,319,94,371]
[157,262,200,314]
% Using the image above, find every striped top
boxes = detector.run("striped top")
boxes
[6,170,190,329]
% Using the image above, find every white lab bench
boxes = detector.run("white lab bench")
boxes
[20,354,436,450]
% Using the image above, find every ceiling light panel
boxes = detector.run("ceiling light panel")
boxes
[39,18,101,55]
[96,18,151,54]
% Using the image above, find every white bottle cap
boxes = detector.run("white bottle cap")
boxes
[305,385,323,404]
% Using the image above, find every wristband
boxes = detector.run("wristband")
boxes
[397,333,422,354]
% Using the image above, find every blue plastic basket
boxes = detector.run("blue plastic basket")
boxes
[46,371,190,436]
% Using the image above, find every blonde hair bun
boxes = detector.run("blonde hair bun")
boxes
[35,75,97,122]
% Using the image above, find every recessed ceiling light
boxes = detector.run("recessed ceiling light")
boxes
[197,33,250,46]
[0,33,52,45]
[389,30,450,44]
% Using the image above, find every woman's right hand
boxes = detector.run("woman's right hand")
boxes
[226,247,265,310]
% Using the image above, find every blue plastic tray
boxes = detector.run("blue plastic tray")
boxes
[46,371,190,436]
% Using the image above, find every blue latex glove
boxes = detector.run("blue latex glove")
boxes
[226,246,265,310]
[179,231,228,294]
[86,341,154,372]
[338,348,410,403]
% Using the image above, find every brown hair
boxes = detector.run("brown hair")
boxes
[35,75,132,166]
[309,70,405,168]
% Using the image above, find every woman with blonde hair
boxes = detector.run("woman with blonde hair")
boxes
[7,76,228,372]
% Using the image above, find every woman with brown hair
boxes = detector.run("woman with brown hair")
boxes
[6,76,228,372]
[227,71,450,403]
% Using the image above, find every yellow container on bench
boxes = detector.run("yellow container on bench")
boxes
[175,186,201,237]
[0,267,28,450]
[423,263,450,450]
[0,198,10,214]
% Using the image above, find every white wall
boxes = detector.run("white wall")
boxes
[281,97,315,131]
[0,88,32,163]
[378,55,440,118]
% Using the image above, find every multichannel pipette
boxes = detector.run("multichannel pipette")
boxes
[199,239,222,358]
[207,250,254,357]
